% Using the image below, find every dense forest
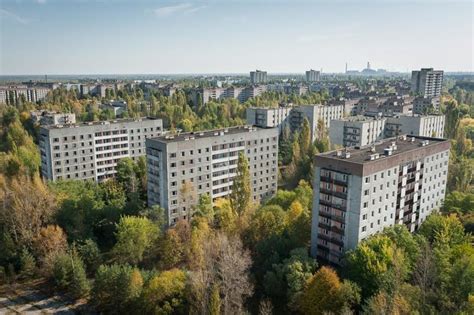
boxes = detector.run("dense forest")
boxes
[0,80,473,314]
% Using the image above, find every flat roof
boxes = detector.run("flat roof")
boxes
[41,117,161,130]
[149,125,275,143]
[318,135,449,164]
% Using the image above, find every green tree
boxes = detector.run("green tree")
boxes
[52,250,90,299]
[142,268,187,315]
[298,266,360,315]
[230,152,251,216]
[194,193,214,224]
[92,264,143,313]
[112,216,158,265]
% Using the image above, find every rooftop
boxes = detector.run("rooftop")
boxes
[149,125,272,143]
[318,135,449,164]
[41,117,160,130]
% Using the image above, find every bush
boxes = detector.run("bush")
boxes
[77,239,101,275]
[19,248,36,279]
[92,264,143,313]
[52,250,90,299]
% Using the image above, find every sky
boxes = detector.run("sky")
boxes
[0,0,472,75]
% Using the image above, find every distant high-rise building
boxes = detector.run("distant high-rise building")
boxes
[411,68,443,98]
[311,136,450,265]
[250,70,268,84]
[146,126,279,226]
[306,69,320,82]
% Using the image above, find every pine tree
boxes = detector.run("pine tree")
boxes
[230,152,251,216]
[299,118,311,157]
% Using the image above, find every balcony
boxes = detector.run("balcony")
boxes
[320,187,347,199]
[320,176,348,187]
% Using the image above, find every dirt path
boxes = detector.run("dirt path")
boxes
[0,279,91,314]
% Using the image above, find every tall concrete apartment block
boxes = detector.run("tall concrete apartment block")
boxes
[411,68,443,98]
[385,115,445,138]
[146,126,279,226]
[306,69,321,82]
[39,118,163,182]
[329,116,386,148]
[246,107,292,132]
[246,104,344,141]
[311,136,450,265]
[329,115,446,147]
[250,70,268,84]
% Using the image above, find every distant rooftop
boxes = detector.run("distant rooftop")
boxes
[149,125,273,143]
[42,117,160,130]
[318,135,449,164]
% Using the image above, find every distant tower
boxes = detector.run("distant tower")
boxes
[367,62,371,70]
[345,62,348,74]
[45,74,48,83]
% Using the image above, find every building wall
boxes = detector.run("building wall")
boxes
[39,118,163,182]
[147,127,279,226]
[311,137,450,265]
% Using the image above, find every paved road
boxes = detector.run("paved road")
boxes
[0,280,88,314]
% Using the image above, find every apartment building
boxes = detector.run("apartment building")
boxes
[247,104,344,141]
[0,86,51,104]
[191,85,267,106]
[385,115,445,138]
[39,118,163,182]
[30,110,77,126]
[411,68,443,98]
[329,114,446,148]
[246,107,292,132]
[290,105,344,141]
[414,96,441,114]
[306,69,321,82]
[146,126,279,225]
[329,116,386,148]
[250,70,268,84]
[311,136,450,265]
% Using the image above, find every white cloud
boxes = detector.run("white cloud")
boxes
[153,3,206,17]
[154,3,193,17]
[0,9,29,24]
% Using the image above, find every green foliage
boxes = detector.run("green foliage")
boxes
[230,152,251,216]
[77,239,101,275]
[194,193,214,224]
[52,250,90,299]
[142,268,187,315]
[263,248,317,309]
[19,247,36,279]
[345,234,410,299]
[92,264,144,313]
[112,216,159,265]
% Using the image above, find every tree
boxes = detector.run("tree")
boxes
[263,247,317,309]
[230,152,251,216]
[92,264,143,313]
[345,235,410,299]
[142,269,187,315]
[209,284,221,315]
[0,174,56,249]
[298,118,311,157]
[52,250,90,299]
[112,216,158,265]
[33,225,68,275]
[77,239,101,275]
[298,266,359,315]
[19,248,36,279]
[194,193,214,224]
[188,233,253,314]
